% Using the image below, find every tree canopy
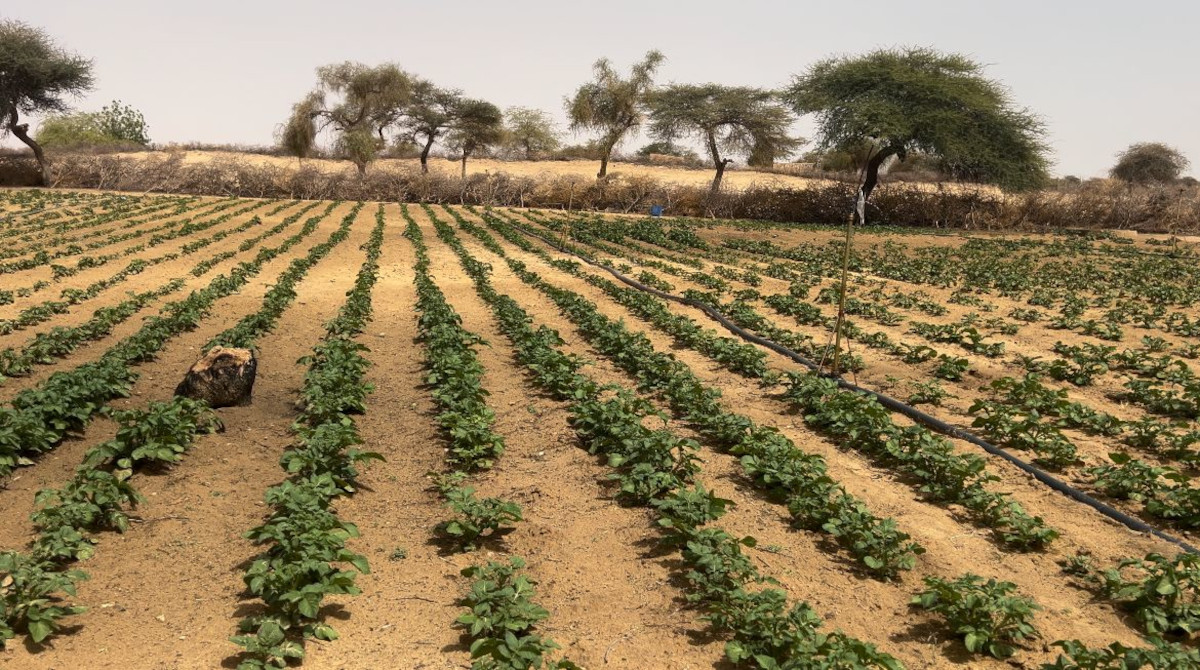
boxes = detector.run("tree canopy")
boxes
[446,99,504,178]
[501,106,560,160]
[783,46,1049,209]
[281,62,412,173]
[565,50,664,179]
[0,19,94,184]
[1110,142,1190,184]
[647,84,797,193]
[399,79,463,173]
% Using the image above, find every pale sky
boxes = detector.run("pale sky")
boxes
[5,1,1198,178]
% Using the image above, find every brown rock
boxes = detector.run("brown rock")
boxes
[175,347,257,408]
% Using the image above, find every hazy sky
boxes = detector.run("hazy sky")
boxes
[5,1,1198,177]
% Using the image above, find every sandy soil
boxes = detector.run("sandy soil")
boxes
[0,194,1194,669]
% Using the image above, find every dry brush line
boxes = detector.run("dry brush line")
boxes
[7,152,1200,232]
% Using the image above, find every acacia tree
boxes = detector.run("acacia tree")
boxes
[0,20,94,185]
[782,47,1049,372]
[400,79,463,173]
[281,62,411,174]
[783,47,1049,224]
[502,106,560,159]
[446,99,503,178]
[647,84,797,194]
[1110,143,1190,184]
[566,50,665,179]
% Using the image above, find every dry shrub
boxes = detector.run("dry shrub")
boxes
[0,156,43,186]
[10,152,1199,232]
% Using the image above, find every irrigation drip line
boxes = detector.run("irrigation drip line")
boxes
[516,223,1200,556]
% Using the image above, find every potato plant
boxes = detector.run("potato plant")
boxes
[232,204,384,668]
[911,574,1041,659]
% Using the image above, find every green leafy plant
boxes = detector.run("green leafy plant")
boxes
[911,574,1041,659]
[0,551,87,645]
[435,487,523,551]
[1098,553,1200,636]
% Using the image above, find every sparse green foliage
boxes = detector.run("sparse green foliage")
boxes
[399,78,463,173]
[647,84,798,192]
[281,62,412,173]
[446,99,504,178]
[501,106,561,159]
[566,50,665,178]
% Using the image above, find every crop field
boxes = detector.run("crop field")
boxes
[3,188,1200,670]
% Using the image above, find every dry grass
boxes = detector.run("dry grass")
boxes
[5,149,1195,232]
[130,149,993,194]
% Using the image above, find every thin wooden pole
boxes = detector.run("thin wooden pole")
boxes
[831,206,856,374]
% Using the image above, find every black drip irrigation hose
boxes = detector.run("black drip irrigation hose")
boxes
[516,224,1200,556]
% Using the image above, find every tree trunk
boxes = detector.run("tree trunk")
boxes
[461,152,468,180]
[420,136,435,174]
[710,160,731,195]
[355,159,367,176]
[854,147,897,225]
[706,132,729,196]
[597,135,621,179]
[7,109,49,186]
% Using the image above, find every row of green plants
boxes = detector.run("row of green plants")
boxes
[718,231,1200,306]
[529,216,1183,472]
[35,198,261,288]
[2,198,264,304]
[0,281,182,382]
[1,395,220,646]
[460,206,1155,666]
[463,208,925,581]
[0,201,320,384]
[402,205,520,554]
[964,374,1195,477]
[0,196,185,260]
[231,204,385,670]
[709,230,1200,549]
[524,209,710,269]
[521,210,1200,664]
[0,196,190,261]
[508,215,976,388]
[629,231,1200,489]
[0,203,340,477]
[782,373,1059,549]
[0,191,111,240]
[497,210,1058,548]
[61,197,242,257]
[207,203,363,350]
[51,199,273,283]
[439,206,901,669]
[0,197,240,276]
[586,228,1200,535]
[405,206,575,670]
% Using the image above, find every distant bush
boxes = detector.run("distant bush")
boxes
[1111,142,1190,184]
[36,100,150,150]
[551,140,606,161]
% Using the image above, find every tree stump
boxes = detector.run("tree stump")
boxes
[175,347,257,408]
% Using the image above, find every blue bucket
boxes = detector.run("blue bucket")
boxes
[650,205,664,217]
